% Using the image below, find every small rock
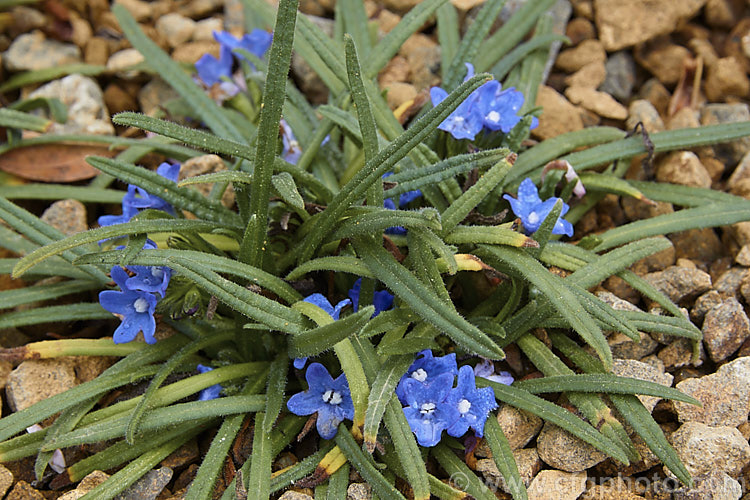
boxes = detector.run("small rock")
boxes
[669,228,724,263]
[58,471,111,500]
[11,6,46,34]
[565,17,596,45]
[69,13,93,48]
[688,38,719,68]
[691,290,723,323]
[634,39,691,86]
[155,13,196,49]
[705,57,750,101]
[526,470,587,500]
[655,151,712,188]
[593,0,706,51]
[114,0,151,21]
[626,99,665,134]
[564,60,606,89]
[600,51,637,101]
[292,51,328,105]
[565,86,627,120]
[704,0,743,28]
[114,467,172,500]
[179,155,235,209]
[673,356,750,427]
[702,297,750,362]
[346,483,371,500]
[172,40,219,64]
[193,18,223,41]
[104,82,138,115]
[106,48,145,76]
[667,422,750,478]
[555,39,606,72]
[632,236,676,274]
[476,448,541,494]
[729,178,750,199]
[41,199,88,236]
[378,55,411,85]
[84,37,110,66]
[673,470,742,500]
[621,198,674,223]
[399,34,441,91]
[496,403,543,449]
[161,440,199,469]
[643,266,712,305]
[532,86,584,140]
[638,78,671,117]
[29,74,114,136]
[6,481,45,500]
[138,78,181,116]
[714,268,748,297]
[277,492,314,500]
[6,359,77,412]
[3,30,81,71]
[178,0,224,18]
[595,291,642,313]
[613,359,673,412]
[701,103,750,167]
[580,476,645,499]
[0,465,12,498]
[72,356,115,384]
[571,0,593,19]
[383,82,417,110]
[736,244,750,266]
[536,421,608,472]
[610,330,660,361]
[657,338,703,369]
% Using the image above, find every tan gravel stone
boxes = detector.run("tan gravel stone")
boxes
[656,151,712,188]
[565,86,628,119]
[634,39,691,86]
[532,85,584,140]
[668,422,750,479]
[564,60,606,88]
[526,470,587,500]
[555,39,606,72]
[6,359,78,412]
[705,57,750,101]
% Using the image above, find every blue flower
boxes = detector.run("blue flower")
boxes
[195,45,233,87]
[473,358,514,386]
[401,373,459,447]
[430,86,483,141]
[196,364,223,401]
[382,172,422,208]
[396,350,458,404]
[503,178,574,236]
[287,362,354,439]
[348,278,394,318]
[445,365,498,438]
[214,29,272,63]
[98,202,138,228]
[281,119,301,165]
[126,264,171,298]
[476,81,538,133]
[293,294,352,369]
[123,162,180,215]
[99,266,158,344]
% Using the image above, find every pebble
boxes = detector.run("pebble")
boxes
[278,492,314,500]
[179,0,224,18]
[735,244,750,266]
[705,57,750,101]
[69,13,93,49]
[667,421,750,479]
[155,13,196,49]
[115,0,152,21]
[672,470,742,500]
[593,0,706,51]
[613,358,673,412]
[496,403,544,449]
[346,483,372,500]
[691,290,723,324]
[114,467,172,500]
[621,198,674,224]
[5,359,77,412]
[104,82,139,115]
[3,30,81,71]
[704,0,742,28]
[688,38,719,68]
[702,297,750,362]
[58,471,110,500]
[643,266,711,305]
[714,267,748,297]
[626,99,665,134]
[670,228,724,262]
[658,338,703,369]
[637,78,671,117]
[399,34,441,91]
[701,103,750,167]
[580,477,645,499]
[193,18,223,41]
[634,40,691,86]
[137,78,181,116]
[106,48,145,77]
[10,6,46,34]
[526,470,587,500]
[673,356,750,427]
[179,155,235,209]
[6,481,44,500]
[555,39,606,73]
[84,37,110,66]
[565,17,596,45]
[600,51,637,101]
[383,82,417,110]
[292,51,328,105]
[29,74,114,136]
[564,60,606,89]
[565,86,627,120]
[41,199,88,236]
[172,40,219,64]
[536,421,607,472]
[0,465,12,498]
[477,448,541,493]
[655,151,712,189]
[532,86,584,140]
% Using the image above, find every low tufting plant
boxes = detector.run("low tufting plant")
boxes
[1,0,750,499]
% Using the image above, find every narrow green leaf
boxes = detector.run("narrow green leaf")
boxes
[0,280,100,310]
[0,108,51,132]
[363,355,413,448]
[0,64,104,93]
[491,33,569,81]
[484,417,528,500]
[432,444,499,500]
[0,303,111,329]
[289,306,373,358]
[248,412,273,500]
[383,398,431,500]
[328,207,442,241]
[627,179,747,207]
[285,256,375,281]
[0,184,123,203]
[271,172,305,210]
[445,225,536,248]
[436,3,459,77]
[578,172,654,202]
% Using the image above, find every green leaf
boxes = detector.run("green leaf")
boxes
[354,238,504,359]
[432,444,499,500]
[0,303,111,329]
[627,179,746,207]
[285,256,375,281]
[383,398,431,500]
[328,207,442,241]
[0,184,123,203]
[289,306,373,358]
[271,172,305,210]
[491,33,569,81]
[363,355,413,449]
[247,412,273,500]
[0,108,51,132]
[484,417,528,500]
[0,64,105,93]
[445,225,537,248]
[0,280,100,311]
[436,3,459,76]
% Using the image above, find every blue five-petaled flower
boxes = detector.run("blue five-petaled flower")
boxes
[445,365,498,438]
[503,178,574,236]
[396,349,458,404]
[293,293,352,370]
[99,266,158,344]
[401,373,459,447]
[286,362,355,439]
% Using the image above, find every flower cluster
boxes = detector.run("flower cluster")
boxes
[430,63,538,141]
[397,350,512,447]
[504,177,574,236]
[195,29,272,92]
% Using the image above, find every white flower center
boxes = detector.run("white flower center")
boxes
[527,212,540,225]
[322,389,343,405]
[410,368,428,382]
[458,399,471,414]
[133,298,149,313]
[454,116,464,123]
[151,268,164,278]
[420,402,436,415]
[487,111,500,123]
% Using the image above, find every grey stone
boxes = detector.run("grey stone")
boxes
[155,13,196,48]
[692,290,723,324]
[537,421,607,472]
[476,448,541,494]
[613,358,673,412]
[29,74,114,136]
[658,338,703,369]
[626,99,664,133]
[673,356,750,427]
[673,470,742,500]
[3,30,81,71]
[114,467,172,500]
[714,268,748,298]
[6,359,77,412]
[347,483,372,500]
[496,404,543,450]
[667,422,750,479]
[643,266,712,305]
[701,103,750,167]
[526,470,587,500]
[278,492,314,500]
[595,291,642,313]
[41,199,87,236]
[600,51,637,101]
[702,297,750,362]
